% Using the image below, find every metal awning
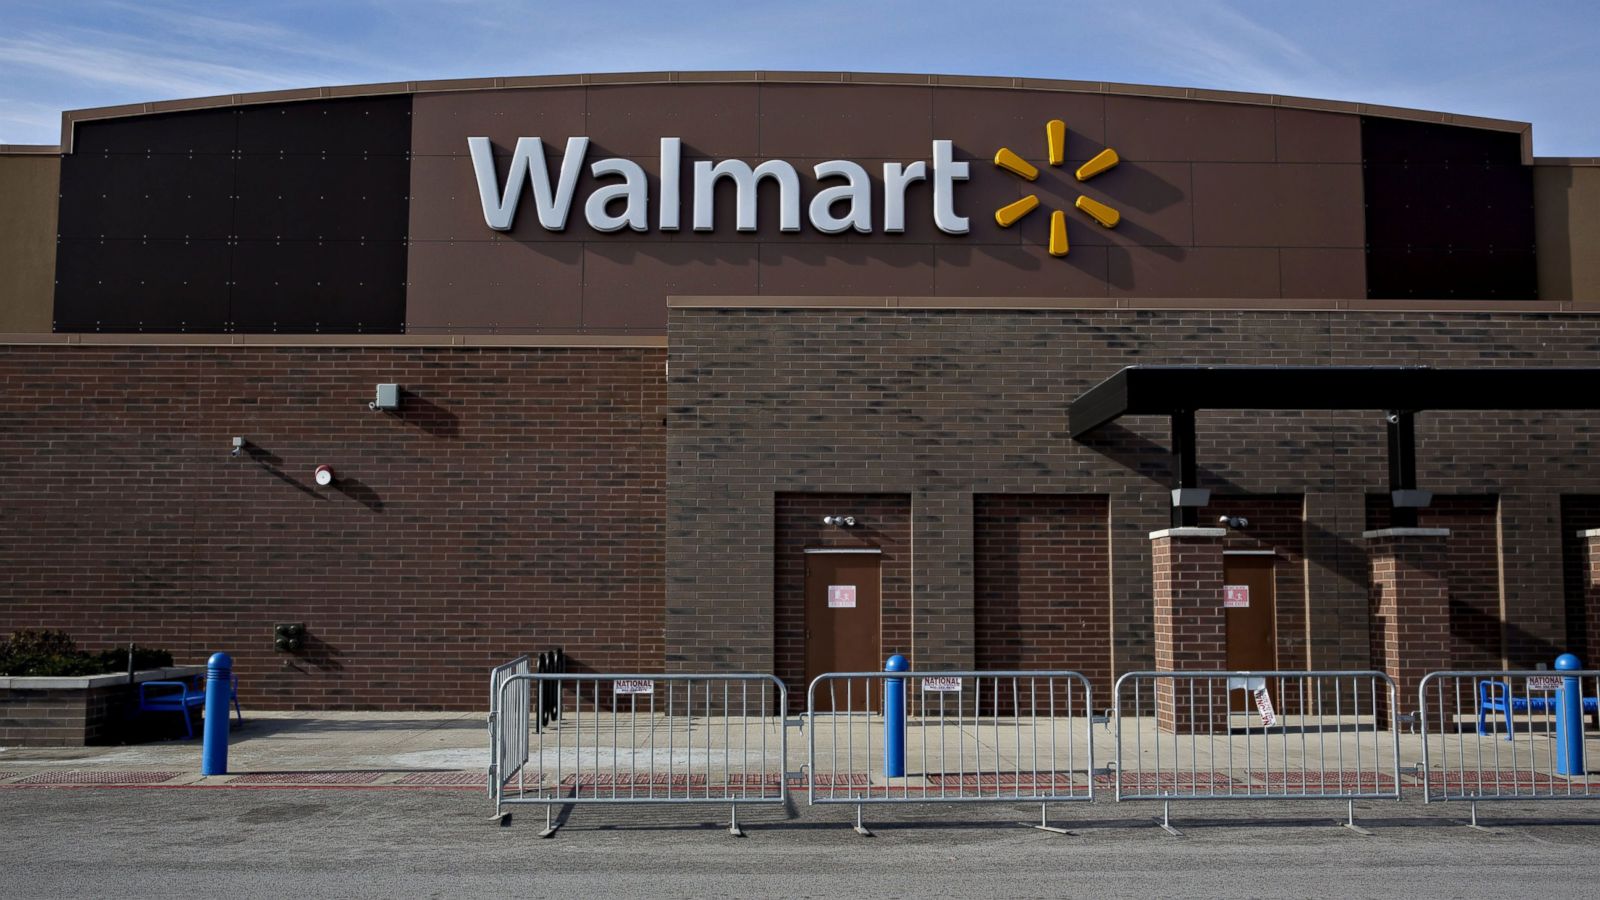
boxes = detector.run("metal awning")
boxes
[1068,366,1600,528]
[1068,366,1600,439]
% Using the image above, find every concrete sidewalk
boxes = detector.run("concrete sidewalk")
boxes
[4,709,1595,797]
[0,711,488,787]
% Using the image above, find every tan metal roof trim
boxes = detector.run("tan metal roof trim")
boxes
[0,332,668,349]
[55,71,1535,156]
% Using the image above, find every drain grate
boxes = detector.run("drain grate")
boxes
[395,771,485,786]
[231,771,383,785]
[17,770,183,785]
[1253,771,1397,790]
[1093,772,1242,790]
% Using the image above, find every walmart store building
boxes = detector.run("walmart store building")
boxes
[2,72,1599,710]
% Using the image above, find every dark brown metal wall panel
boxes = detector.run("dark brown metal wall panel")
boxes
[1361,117,1536,299]
[55,97,410,332]
[55,238,231,329]
[410,84,1385,332]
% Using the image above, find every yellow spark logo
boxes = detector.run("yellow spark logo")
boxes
[993,119,1121,257]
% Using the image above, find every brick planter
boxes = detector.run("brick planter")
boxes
[0,666,205,746]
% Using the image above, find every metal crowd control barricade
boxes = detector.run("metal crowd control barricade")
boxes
[1112,671,1401,835]
[805,671,1095,835]
[489,672,787,837]
[1418,668,1599,826]
[487,655,531,801]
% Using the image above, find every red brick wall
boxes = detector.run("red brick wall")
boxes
[1369,496,1501,668]
[974,494,1110,689]
[0,346,666,710]
[1151,531,1228,733]
[773,493,910,710]
[1367,531,1451,720]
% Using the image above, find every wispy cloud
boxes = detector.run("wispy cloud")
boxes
[0,0,1593,153]
[0,32,333,98]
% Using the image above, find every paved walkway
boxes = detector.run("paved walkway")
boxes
[3,709,1595,798]
[0,711,488,788]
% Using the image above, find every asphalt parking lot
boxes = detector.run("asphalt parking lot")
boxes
[3,787,1598,899]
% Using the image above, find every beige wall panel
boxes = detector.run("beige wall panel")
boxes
[0,155,59,333]
[1535,164,1600,304]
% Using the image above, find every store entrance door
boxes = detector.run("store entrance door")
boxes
[804,549,882,713]
[1224,554,1277,711]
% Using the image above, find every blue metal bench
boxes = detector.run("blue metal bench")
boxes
[1477,679,1598,740]
[139,675,242,739]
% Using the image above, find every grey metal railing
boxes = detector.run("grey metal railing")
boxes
[486,655,530,800]
[805,671,1094,835]
[1419,669,1599,826]
[490,673,787,836]
[1112,671,1401,834]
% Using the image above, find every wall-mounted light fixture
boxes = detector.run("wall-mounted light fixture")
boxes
[370,383,402,411]
[823,515,857,527]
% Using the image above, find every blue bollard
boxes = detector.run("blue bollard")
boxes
[201,652,233,776]
[885,655,908,778]
[1554,653,1585,777]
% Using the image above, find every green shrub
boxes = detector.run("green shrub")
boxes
[0,630,173,678]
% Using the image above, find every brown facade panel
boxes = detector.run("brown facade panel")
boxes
[411,87,588,157]
[0,155,59,333]
[931,87,1107,162]
[586,84,762,158]
[406,241,584,330]
[393,81,1434,330]
[756,84,934,159]
[1103,95,1276,163]
[1107,246,1281,298]
[1273,108,1363,164]
[1191,163,1365,248]
[1534,164,1600,305]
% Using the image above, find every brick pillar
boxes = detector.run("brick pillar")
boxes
[1364,527,1451,722]
[1152,527,1228,734]
[1582,529,1600,666]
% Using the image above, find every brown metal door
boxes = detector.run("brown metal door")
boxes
[805,551,882,713]
[1224,555,1277,711]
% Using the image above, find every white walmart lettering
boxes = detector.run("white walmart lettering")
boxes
[469,137,970,235]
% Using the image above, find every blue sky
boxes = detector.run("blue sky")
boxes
[1,0,1596,154]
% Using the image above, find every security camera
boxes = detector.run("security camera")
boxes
[1218,515,1231,525]
[314,464,335,487]
[1218,515,1249,528]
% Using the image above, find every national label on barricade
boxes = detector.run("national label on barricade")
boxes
[1253,687,1278,727]
[614,679,655,695]
[921,676,963,692]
